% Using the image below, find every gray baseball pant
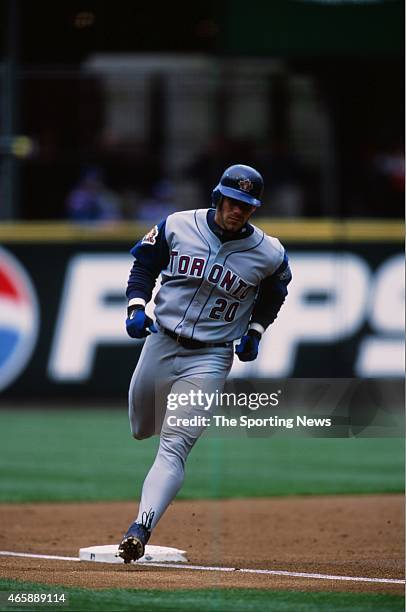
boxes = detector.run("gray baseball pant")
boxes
[128,326,234,531]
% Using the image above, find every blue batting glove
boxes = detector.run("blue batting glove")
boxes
[126,305,157,339]
[235,329,261,362]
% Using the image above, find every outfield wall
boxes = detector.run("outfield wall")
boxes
[0,220,404,398]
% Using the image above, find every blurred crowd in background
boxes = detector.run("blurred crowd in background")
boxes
[0,0,404,222]
[63,138,404,224]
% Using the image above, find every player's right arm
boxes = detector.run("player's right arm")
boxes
[126,220,170,338]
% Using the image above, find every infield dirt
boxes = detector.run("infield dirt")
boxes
[0,495,403,594]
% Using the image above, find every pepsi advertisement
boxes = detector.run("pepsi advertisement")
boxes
[0,235,404,400]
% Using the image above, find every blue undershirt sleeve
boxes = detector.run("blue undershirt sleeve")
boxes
[126,220,170,303]
[251,252,292,330]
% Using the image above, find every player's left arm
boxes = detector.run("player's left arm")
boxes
[235,252,292,362]
[249,252,292,332]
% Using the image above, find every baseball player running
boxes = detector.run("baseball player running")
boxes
[118,164,292,563]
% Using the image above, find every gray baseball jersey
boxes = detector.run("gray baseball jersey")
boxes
[128,208,286,342]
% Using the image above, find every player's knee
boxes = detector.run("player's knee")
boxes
[132,430,148,440]
[130,422,152,440]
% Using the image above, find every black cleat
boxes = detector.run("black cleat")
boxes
[117,522,150,564]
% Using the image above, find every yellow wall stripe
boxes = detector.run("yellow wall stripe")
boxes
[0,219,403,243]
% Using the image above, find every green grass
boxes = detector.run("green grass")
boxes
[0,409,403,502]
[0,580,403,612]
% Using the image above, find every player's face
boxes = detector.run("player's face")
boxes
[215,197,256,232]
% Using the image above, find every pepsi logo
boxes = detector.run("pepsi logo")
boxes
[0,247,39,391]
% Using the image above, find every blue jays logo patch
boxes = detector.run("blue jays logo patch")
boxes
[141,225,159,245]
[238,178,253,192]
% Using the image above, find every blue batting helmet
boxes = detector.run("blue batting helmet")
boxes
[211,164,264,208]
